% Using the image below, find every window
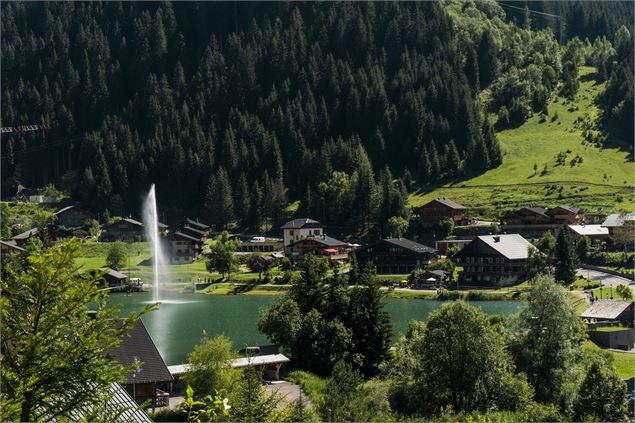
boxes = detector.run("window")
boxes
[289,230,294,236]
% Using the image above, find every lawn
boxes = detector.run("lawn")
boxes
[409,67,634,218]
[592,326,629,332]
[286,370,327,404]
[588,286,630,300]
[610,350,635,380]
[570,278,602,290]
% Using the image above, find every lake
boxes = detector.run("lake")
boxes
[109,292,522,365]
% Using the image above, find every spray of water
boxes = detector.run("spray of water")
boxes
[142,184,166,302]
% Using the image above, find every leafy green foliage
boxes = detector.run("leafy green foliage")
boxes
[229,366,280,423]
[509,275,586,406]
[0,240,151,421]
[106,240,127,269]
[181,385,231,423]
[182,335,238,399]
[205,232,238,279]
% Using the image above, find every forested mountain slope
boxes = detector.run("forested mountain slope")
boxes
[1,1,632,233]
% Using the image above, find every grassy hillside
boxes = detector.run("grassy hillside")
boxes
[409,67,634,219]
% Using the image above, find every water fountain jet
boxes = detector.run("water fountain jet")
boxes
[142,184,166,303]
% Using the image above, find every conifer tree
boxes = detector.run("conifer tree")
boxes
[205,167,234,229]
[554,226,579,284]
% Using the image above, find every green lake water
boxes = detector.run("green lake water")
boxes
[109,292,522,365]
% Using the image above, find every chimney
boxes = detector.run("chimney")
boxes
[493,236,500,243]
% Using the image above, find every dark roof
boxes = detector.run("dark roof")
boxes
[106,319,172,384]
[182,225,207,236]
[185,218,210,230]
[171,231,202,243]
[290,234,346,247]
[524,206,549,218]
[384,238,436,254]
[116,218,144,227]
[54,205,92,216]
[426,198,467,210]
[280,218,322,230]
[12,227,38,240]
[549,205,582,215]
[0,239,25,252]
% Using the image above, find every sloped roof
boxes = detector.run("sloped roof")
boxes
[524,206,550,218]
[185,218,210,230]
[602,213,635,228]
[290,234,345,247]
[99,268,128,280]
[581,300,633,320]
[567,224,609,236]
[549,205,582,214]
[477,234,534,260]
[121,218,144,227]
[280,218,322,229]
[53,382,151,423]
[106,319,172,384]
[0,239,25,252]
[171,231,202,243]
[182,225,207,236]
[384,238,436,254]
[54,205,92,216]
[426,198,467,210]
[12,227,38,240]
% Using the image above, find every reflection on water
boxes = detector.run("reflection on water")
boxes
[110,291,522,365]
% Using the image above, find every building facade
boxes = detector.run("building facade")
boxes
[453,234,535,286]
[356,238,437,274]
[53,205,94,228]
[415,199,471,226]
[102,218,145,242]
[280,218,323,250]
[287,235,350,261]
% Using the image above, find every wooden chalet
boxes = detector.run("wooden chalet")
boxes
[567,224,609,242]
[287,234,350,261]
[166,231,203,264]
[53,205,94,228]
[501,207,551,225]
[184,218,210,234]
[546,206,585,224]
[453,234,536,286]
[102,218,145,242]
[356,238,437,274]
[106,319,173,407]
[415,198,471,226]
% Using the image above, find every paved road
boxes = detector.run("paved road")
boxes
[576,268,635,294]
[265,381,312,406]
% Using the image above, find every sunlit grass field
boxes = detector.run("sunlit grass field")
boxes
[409,67,634,218]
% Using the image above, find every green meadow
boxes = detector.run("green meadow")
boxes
[409,67,634,218]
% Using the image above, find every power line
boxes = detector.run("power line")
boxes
[498,3,562,20]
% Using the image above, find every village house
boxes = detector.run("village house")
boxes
[452,234,536,286]
[87,268,129,291]
[414,198,471,227]
[166,231,204,264]
[581,300,635,325]
[287,234,351,262]
[12,227,39,246]
[601,213,635,236]
[102,218,145,242]
[184,218,210,234]
[180,224,208,242]
[106,319,173,407]
[280,218,324,251]
[53,205,94,228]
[501,207,552,226]
[356,238,437,274]
[546,206,585,224]
[567,224,610,243]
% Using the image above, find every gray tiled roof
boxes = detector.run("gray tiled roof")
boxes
[524,206,549,218]
[291,234,346,247]
[12,227,38,240]
[477,234,534,260]
[0,239,25,251]
[185,218,210,230]
[384,238,436,254]
[581,300,633,320]
[280,218,322,229]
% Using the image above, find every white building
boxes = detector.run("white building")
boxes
[280,218,323,248]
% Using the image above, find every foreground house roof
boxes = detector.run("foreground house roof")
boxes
[280,218,322,229]
[106,319,172,384]
[581,300,634,320]
[468,234,534,260]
